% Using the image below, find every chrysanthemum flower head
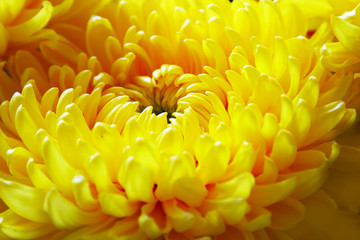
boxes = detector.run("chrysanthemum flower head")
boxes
[0,0,360,240]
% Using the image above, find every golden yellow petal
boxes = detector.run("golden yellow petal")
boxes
[0,179,49,223]
[99,191,140,218]
[270,130,297,171]
[41,136,75,197]
[71,174,98,211]
[173,177,207,208]
[118,156,155,203]
[332,15,360,57]
[248,178,297,207]
[7,2,53,40]
[44,188,107,229]
[195,135,230,184]
[163,199,195,232]
[0,210,55,240]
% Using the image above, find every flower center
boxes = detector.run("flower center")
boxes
[132,65,191,122]
[151,102,176,123]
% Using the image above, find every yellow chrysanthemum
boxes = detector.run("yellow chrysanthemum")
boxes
[0,0,360,240]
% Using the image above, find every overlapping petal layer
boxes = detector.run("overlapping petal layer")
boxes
[0,0,110,57]
[0,0,359,240]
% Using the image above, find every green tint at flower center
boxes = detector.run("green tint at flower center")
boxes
[133,65,194,122]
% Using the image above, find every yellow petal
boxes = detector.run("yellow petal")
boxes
[270,130,297,171]
[163,199,195,232]
[255,157,278,184]
[122,117,147,145]
[209,172,255,200]
[0,210,55,240]
[44,188,107,229]
[286,37,314,79]
[293,76,319,109]
[0,129,11,164]
[86,16,116,69]
[56,89,74,116]
[92,122,123,180]
[96,96,130,123]
[239,206,271,232]
[21,83,45,126]
[40,87,59,114]
[39,39,80,67]
[290,149,326,172]
[218,118,235,146]
[156,153,195,201]
[320,108,357,142]
[195,136,230,184]
[124,43,154,75]
[99,191,140,218]
[261,113,279,149]
[287,99,311,146]
[201,198,249,225]
[222,142,256,181]
[226,70,251,101]
[14,51,47,80]
[0,179,49,223]
[248,178,296,207]
[203,39,228,74]
[286,56,300,98]
[71,174,98,211]
[50,0,72,18]
[14,106,42,158]
[6,147,31,178]
[280,94,294,128]
[304,101,345,146]
[84,152,117,193]
[206,91,229,123]
[138,202,171,239]
[173,177,207,207]
[109,215,146,239]
[234,108,260,146]
[56,120,83,169]
[188,210,226,236]
[252,75,284,114]
[112,102,139,131]
[279,2,307,38]
[255,44,272,76]
[279,162,328,199]
[7,2,53,40]
[26,159,54,190]
[64,103,92,141]
[332,16,360,57]
[42,136,75,197]
[182,107,202,154]
[156,127,183,155]
[118,156,155,203]
[131,137,159,172]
